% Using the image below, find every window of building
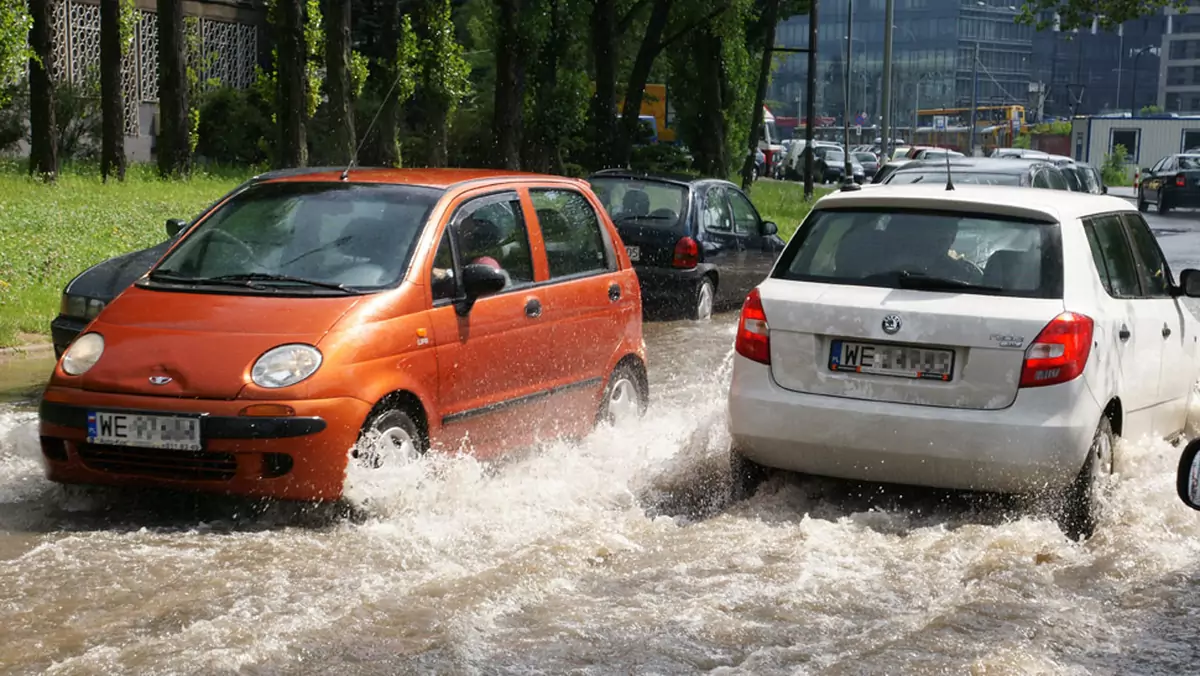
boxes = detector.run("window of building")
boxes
[1110,129,1140,162]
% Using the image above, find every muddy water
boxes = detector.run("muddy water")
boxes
[2,314,1200,675]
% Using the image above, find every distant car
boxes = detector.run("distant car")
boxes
[40,168,648,501]
[871,158,914,184]
[992,148,1051,161]
[811,147,865,184]
[1137,153,1200,214]
[854,151,880,180]
[1064,163,1107,195]
[911,148,965,161]
[727,184,1200,541]
[588,169,785,320]
[881,158,1071,190]
[783,140,844,180]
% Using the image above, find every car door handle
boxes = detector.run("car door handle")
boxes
[1163,323,1173,338]
[608,283,621,302]
[1119,325,1131,341]
[525,298,541,318]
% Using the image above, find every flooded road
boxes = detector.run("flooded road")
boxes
[5,209,1200,674]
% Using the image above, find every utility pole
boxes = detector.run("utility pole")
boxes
[804,0,819,199]
[968,41,979,156]
[842,0,854,184]
[880,0,894,160]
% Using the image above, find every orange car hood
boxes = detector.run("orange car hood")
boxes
[77,286,362,399]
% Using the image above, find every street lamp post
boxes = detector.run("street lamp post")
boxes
[842,0,855,185]
[1129,45,1161,115]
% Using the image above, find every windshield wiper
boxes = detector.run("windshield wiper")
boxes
[203,273,356,293]
[891,270,1003,293]
[146,269,268,289]
[615,214,674,222]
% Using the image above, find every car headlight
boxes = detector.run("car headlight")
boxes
[60,293,106,320]
[251,344,323,389]
[61,332,105,376]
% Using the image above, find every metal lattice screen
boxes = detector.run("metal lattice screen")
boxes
[49,1,258,138]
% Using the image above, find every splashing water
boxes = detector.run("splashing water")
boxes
[2,317,1200,674]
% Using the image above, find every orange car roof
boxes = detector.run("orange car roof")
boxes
[262,167,584,190]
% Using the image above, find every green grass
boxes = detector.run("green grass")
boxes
[0,164,829,348]
[0,162,250,347]
[745,178,832,240]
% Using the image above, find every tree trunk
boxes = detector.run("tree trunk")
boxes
[740,0,780,191]
[325,0,355,165]
[491,0,524,170]
[377,0,402,167]
[157,0,190,178]
[588,0,617,168]
[27,0,57,181]
[100,0,126,182]
[693,29,727,177]
[276,0,308,168]
[522,0,562,173]
[614,0,672,168]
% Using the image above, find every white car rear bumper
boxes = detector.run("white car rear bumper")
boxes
[727,354,1104,494]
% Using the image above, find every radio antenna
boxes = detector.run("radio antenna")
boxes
[341,61,408,182]
[944,145,955,191]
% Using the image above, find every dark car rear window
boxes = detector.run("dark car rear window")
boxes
[772,208,1063,299]
[589,178,688,230]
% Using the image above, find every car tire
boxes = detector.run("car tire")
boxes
[1137,190,1148,212]
[351,407,426,469]
[688,277,715,321]
[1057,416,1114,542]
[598,360,648,426]
[1157,193,1170,215]
[730,447,770,502]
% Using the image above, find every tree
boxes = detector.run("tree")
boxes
[157,0,190,177]
[100,0,126,182]
[276,0,309,167]
[412,0,469,167]
[372,1,418,167]
[586,0,617,168]
[1017,0,1186,31]
[491,0,525,169]
[0,1,32,106]
[740,0,780,191]
[612,0,673,168]
[28,0,57,181]
[325,0,355,164]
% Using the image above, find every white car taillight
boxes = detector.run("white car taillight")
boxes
[734,288,770,365]
[1019,312,1094,388]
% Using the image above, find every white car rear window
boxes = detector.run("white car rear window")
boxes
[773,208,1063,298]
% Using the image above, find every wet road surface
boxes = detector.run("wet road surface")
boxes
[3,210,1200,674]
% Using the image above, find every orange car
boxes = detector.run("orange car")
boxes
[38,168,648,500]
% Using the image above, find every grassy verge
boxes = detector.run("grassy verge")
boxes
[747,178,832,240]
[0,162,250,347]
[0,164,830,348]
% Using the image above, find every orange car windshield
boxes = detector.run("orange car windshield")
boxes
[149,181,442,293]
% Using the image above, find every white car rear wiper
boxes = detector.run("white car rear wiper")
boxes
[891,270,1003,293]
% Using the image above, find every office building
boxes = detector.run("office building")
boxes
[1160,4,1200,113]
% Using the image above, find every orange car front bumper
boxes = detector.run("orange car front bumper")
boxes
[38,386,372,501]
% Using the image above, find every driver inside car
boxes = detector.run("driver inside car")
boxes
[884,215,984,284]
[431,215,513,290]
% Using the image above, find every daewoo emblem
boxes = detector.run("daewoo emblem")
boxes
[881,314,902,335]
[149,376,173,386]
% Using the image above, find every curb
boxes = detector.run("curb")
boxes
[0,342,54,362]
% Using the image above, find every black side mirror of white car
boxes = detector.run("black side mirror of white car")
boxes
[1177,438,1200,511]
[1178,269,1200,297]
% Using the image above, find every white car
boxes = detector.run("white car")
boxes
[727,185,1200,540]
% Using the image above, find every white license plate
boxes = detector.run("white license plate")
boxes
[87,411,203,451]
[829,340,955,381]
[625,245,640,262]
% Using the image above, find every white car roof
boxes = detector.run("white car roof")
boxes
[812,184,1134,224]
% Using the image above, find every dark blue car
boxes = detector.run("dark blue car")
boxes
[588,170,786,320]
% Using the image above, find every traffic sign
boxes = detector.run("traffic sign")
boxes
[855,124,862,135]
[933,115,948,130]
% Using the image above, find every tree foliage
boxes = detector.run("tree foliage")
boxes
[0,0,33,107]
[1017,0,1187,31]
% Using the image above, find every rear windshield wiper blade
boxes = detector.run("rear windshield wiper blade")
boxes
[615,214,674,222]
[892,270,1004,293]
[204,273,356,293]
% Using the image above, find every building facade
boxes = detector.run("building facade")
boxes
[770,0,1032,132]
[1159,4,1200,113]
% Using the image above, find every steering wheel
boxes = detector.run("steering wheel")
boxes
[195,229,258,268]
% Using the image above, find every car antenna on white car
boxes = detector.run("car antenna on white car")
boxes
[944,148,955,191]
[340,64,409,181]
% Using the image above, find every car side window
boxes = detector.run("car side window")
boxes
[727,188,761,235]
[1162,157,1178,173]
[1044,168,1069,190]
[530,188,613,278]
[1083,214,1143,298]
[1122,212,1175,297]
[430,230,458,302]
[700,186,733,232]
[1152,157,1168,173]
[1031,170,1051,189]
[450,194,535,291]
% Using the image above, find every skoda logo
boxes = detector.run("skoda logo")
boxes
[881,314,902,335]
[149,376,173,386]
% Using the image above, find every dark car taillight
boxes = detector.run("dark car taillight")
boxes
[1177,173,1187,187]
[673,236,699,269]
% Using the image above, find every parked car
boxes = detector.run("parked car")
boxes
[910,148,965,161]
[881,158,1072,190]
[49,167,354,358]
[870,158,914,184]
[588,169,786,320]
[854,151,880,180]
[39,168,649,500]
[991,148,1051,161]
[783,140,843,180]
[1137,153,1200,214]
[727,184,1200,540]
[1064,163,1107,195]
